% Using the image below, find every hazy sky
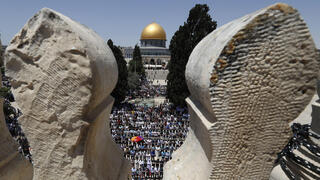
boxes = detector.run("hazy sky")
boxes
[0,0,319,48]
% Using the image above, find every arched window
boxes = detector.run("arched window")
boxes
[150,59,155,65]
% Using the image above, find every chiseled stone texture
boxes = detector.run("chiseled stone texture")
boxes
[165,3,320,180]
[0,76,33,180]
[5,8,130,179]
[270,97,320,180]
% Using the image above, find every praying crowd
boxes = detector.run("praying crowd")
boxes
[2,71,33,164]
[110,77,189,179]
[127,78,166,100]
[145,70,168,81]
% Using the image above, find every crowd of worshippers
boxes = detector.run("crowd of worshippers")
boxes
[127,78,166,100]
[110,102,189,179]
[145,70,168,81]
[2,72,33,164]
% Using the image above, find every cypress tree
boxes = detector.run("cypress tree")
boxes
[0,38,2,67]
[128,45,145,76]
[107,39,128,104]
[167,4,217,107]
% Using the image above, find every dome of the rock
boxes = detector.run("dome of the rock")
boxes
[122,22,170,68]
[140,22,166,40]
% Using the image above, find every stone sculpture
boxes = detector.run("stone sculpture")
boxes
[164,3,319,180]
[0,75,33,180]
[5,8,130,179]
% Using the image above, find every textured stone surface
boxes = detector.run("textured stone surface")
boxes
[270,93,320,179]
[165,3,319,180]
[5,8,130,179]
[0,76,33,180]
[291,93,318,125]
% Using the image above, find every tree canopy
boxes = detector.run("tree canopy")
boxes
[166,4,217,107]
[107,39,128,105]
[0,38,3,67]
[128,45,145,76]
[127,71,140,90]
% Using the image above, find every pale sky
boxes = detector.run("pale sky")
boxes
[0,0,319,48]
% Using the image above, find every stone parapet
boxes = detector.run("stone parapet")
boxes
[5,8,130,180]
[165,3,319,179]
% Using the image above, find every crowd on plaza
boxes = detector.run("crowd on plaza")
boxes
[110,76,189,179]
[127,78,166,100]
[145,70,168,81]
[2,72,33,164]
[110,102,189,179]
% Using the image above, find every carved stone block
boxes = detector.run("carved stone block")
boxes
[5,8,130,180]
[165,3,319,180]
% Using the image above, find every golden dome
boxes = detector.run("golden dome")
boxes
[140,22,166,40]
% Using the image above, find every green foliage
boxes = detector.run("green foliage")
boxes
[127,72,140,90]
[0,39,3,67]
[0,87,10,98]
[107,39,128,104]
[128,45,145,76]
[0,65,13,101]
[1,66,4,75]
[167,4,217,107]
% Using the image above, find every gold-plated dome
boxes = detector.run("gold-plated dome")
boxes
[140,22,166,40]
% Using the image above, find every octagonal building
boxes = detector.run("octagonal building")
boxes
[121,22,171,69]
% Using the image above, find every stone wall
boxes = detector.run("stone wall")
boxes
[4,8,130,179]
[164,3,320,180]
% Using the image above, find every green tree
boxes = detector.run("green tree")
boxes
[167,4,217,107]
[0,38,3,67]
[127,71,140,90]
[107,39,128,104]
[128,45,145,76]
